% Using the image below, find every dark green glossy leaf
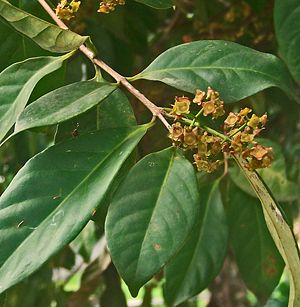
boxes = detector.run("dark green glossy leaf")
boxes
[0,22,20,71]
[15,81,117,133]
[134,0,173,9]
[132,40,299,103]
[54,88,136,143]
[230,139,299,202]
[106,147,200,296]
[0,55,71,143]
[227,184,284,302]
[274,0,300,84]
[0,0,87,53]
[234,155,300,306]
[164,180,228,306]
[0,124,149,294]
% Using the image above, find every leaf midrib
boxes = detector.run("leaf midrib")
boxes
[172,182,219,304]
[136,66,282,85]
[0,126,144,268]
[0,57,64,140]
[134,149,176,281]
[16,83,117,131]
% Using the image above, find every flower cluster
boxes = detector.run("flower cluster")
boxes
[222,108,272,170]
[167,87,273,172]
[55,0,81,21]
[98,0,125,13]
[170,87,225,119]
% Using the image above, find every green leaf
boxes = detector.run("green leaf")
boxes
[54,88,136,143]
[106,147,200,296]
[229,139,299,202]
[0,124,149,293]
[0,55,71,143]
[134,0,173,9]
[0,0,87,53]
[164,180,228,306]
[15,81,117,133]
[274,0,300,84]
[131,40,299,103]
[233,155,300,307]
[227,184,284,303]
[0,22,21,71]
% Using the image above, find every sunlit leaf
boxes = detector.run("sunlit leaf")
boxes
[0,0,87,53]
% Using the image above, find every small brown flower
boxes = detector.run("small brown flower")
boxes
[241,132,254,143]
[206,87,219,100]
[260,114,268,126]
[202,100,216,116]
[239,107,252,117]
[250,144,272,160]
[247,114,260,129]
[224,112,239,127]
[193,89,206,105]
[183,127,198,147]
[172,97,191,116]
[198,141,208,156]
[169,122,184,141]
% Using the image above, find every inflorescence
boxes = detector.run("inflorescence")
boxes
[166,87,273,173]
[55,0,125,20]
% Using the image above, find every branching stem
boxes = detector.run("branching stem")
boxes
[37,0,171,131]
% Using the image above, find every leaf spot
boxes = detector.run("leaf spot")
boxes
[154,243,161,251]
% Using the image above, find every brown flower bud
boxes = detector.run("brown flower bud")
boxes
[239,107,252,117]
[260,114,268,126]
[193,90,206,105]
[247,114,260,129]
[206,87,219,100]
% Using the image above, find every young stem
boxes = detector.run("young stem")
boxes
[190,108,203,127]
[165,113,232,142]
[229,122,247,137]
[37,0,171,131]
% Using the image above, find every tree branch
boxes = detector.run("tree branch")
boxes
[37,0,171,131]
